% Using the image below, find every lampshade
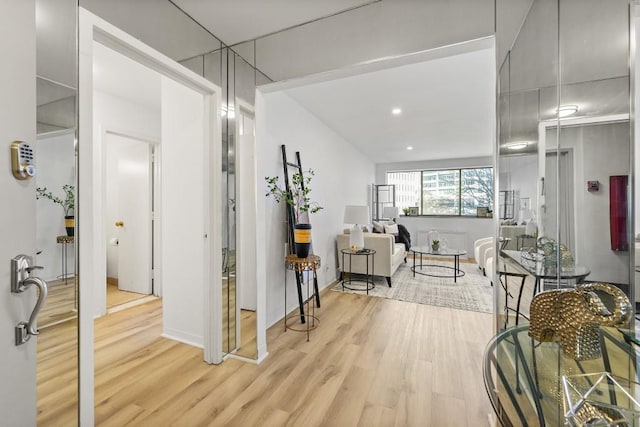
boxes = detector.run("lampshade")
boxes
[344,205,369,250]
[344,205,370,225]
[383,206,400,220]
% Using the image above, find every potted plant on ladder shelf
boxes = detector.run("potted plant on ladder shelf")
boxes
[36,184,75,236]
[265,169,323,258]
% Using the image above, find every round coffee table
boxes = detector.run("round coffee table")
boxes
[410,246,467,282]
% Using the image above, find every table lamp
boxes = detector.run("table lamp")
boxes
[344,205,370,250]
[383,206,400,222]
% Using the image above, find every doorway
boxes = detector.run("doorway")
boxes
[79,8,223,423]
[105,132,157,310]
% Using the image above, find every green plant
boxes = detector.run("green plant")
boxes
[36,184,75,216]
[402,207,410,215]
[432,239,440,246]
[265,169,323,223]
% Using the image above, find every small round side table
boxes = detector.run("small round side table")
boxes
[284,254,320,341]
[340,248,376,294]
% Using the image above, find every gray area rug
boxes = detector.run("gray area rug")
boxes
[332,260,493,313]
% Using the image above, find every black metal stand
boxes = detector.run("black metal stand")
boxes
[281,145,321,324]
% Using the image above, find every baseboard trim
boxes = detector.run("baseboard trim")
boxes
[161,330,204,349]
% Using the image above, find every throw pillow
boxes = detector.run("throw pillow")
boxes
[372,221,385,234]
[384,223,399,235]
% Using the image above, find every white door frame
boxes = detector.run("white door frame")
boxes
[231,98,269,364]
[79,8,222,425]
[537,113,630,240]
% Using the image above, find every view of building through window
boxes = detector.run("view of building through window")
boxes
[387,167,493,216]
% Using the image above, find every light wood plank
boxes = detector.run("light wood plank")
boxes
[38,287,495,426]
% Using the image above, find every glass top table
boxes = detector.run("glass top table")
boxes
[484,325,640,426]
[501,250,591,295]
[410,246,467,282]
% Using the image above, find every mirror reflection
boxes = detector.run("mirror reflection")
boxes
[180,45,269,360]
[35,0,78,424]
[496,0,632,332]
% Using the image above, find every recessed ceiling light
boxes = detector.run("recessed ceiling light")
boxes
[392,108,402,115]
[406,146,413,150]
[557,105,578,118]
[506,141,528,150]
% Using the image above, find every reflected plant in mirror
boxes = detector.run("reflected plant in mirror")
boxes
[36,184,75,236]
[36,184,75,216]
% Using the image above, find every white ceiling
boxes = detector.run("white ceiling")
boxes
[281,45,495,164]
[93,42,161,111]
[172,0,375,45]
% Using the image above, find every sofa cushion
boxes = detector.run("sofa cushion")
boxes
[384,223,399,235]
[372,221,385,233]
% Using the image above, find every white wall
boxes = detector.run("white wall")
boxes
[160,76,207,347]
[256,91,375,328]
[36,130,75,282]
[376,156,495,257]
[548,122,630,284]
[93,89,160,316]
[397,216,493,259]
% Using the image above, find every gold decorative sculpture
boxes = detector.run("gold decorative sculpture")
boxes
[537,236,575,272]
[529,283,631,360]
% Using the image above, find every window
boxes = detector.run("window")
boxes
[387,167,493,216]
[387,171,421,213]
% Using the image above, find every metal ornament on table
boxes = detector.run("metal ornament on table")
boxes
[537,236,575,273]
[529,283,632,360]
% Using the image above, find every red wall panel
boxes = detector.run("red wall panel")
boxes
[609,175,628,251]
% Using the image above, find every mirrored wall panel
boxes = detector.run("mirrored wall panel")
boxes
[496,0,632,332]
[35,0,78,424]
[181,46,271,360]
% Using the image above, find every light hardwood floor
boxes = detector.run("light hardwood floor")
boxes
[39,278,77,328]
[106,283,149,308]
[38,287,494,426]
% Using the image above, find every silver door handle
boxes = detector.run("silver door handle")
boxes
[11,254,49,345]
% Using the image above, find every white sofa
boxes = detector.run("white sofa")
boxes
[474,237,494,274]
[337,233,407,287]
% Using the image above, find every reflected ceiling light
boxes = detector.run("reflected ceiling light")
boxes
[557,105,578,118]
[221,104,235,119]
[392,108,402,115]
[506,141,528,150]
[406,146,413,150]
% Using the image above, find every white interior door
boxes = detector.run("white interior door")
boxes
[110,133,152,295]
[0,2,38,424]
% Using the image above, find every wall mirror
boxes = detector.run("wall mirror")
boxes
[35,0,78,424]
[180,41,270,360]
[496,0,632,332]
[183,46,267,360]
